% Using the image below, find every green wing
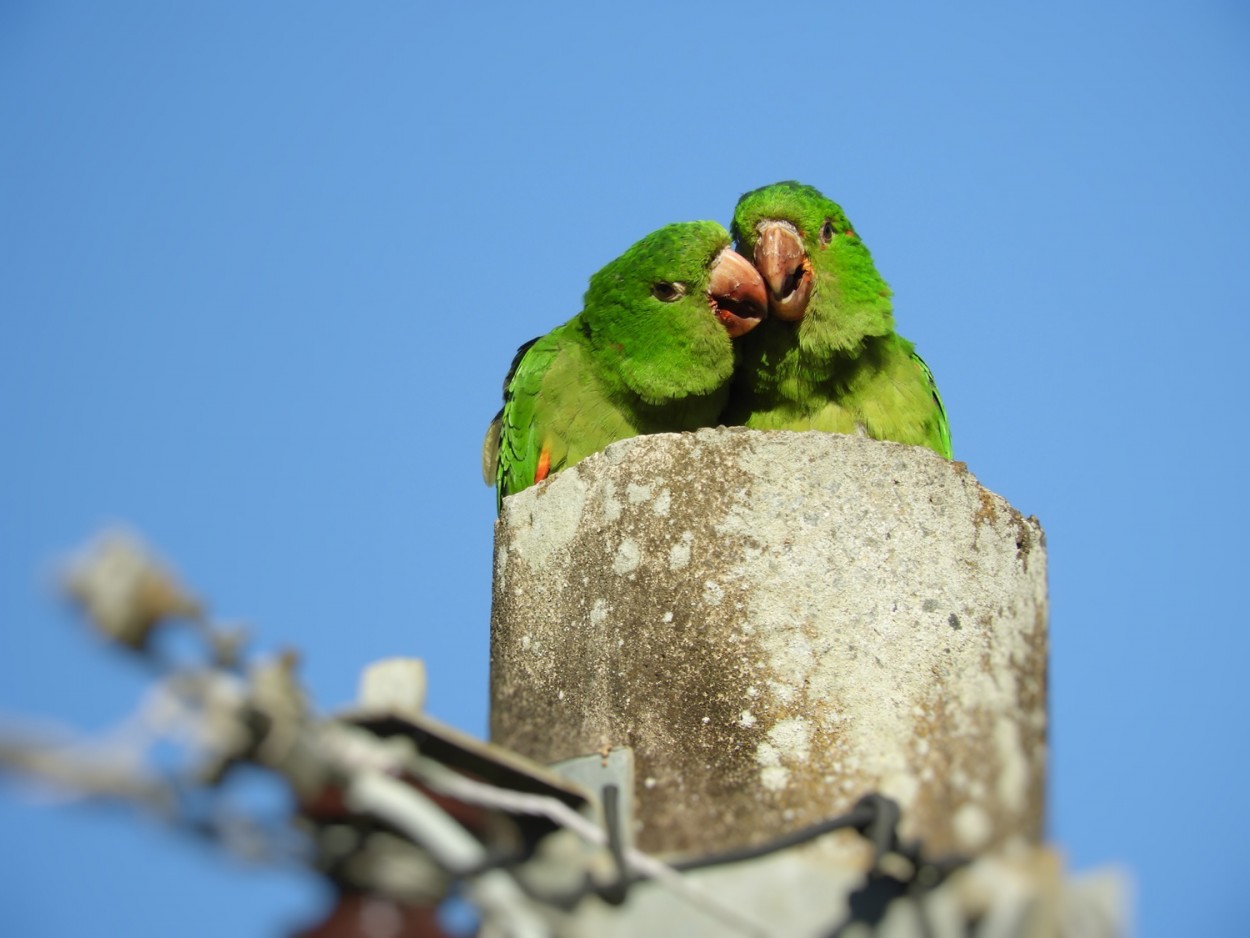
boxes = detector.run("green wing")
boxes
[910,351,952,460]
[485,323,645,511]
[483,334,562,511]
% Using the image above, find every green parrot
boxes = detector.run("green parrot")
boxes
[483,220,768,508]
[725,181,952,459]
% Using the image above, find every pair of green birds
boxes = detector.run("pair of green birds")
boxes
[482,181,952,508]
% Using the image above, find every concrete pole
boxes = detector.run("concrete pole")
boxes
[490,428,1046,860]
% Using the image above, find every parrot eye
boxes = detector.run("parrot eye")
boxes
[651,282,686,302]
[819,220,835,245]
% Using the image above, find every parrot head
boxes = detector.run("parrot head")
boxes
[582,220,767,404]
[732,182,894,355]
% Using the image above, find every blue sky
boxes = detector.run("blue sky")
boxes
[2,2,1247,935]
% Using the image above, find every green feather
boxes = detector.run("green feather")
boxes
[727,181,953,459]
[483,221,740,510]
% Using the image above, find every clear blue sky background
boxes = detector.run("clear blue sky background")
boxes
[2,2,1246,935]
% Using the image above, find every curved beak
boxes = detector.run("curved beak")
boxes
[706,248,768,338]
[755,221,812,321]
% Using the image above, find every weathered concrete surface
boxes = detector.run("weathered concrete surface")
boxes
[490,428,1047,859]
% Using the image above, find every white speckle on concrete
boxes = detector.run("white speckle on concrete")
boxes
[762,628,816,692]
[756,739,791,789]
[602,439,630,464]
[505,466,587,567]
[767,679,797,705]
[754,721,812,792]
[669,540,691,570]
[652,488,671,516]
[767,717,812,762]
[644,777,657,789]
[600,481,621,523]
[662,611,673,623]
[739,710,756,728]
[557,690,565,701]
[627,483,653,505]
[701,716,710,724]
[520,634,531,651]
[761,766,790,791]
[952,803,993,851]
[613,539,641,575]
[590,599,609,626]
[702,581,724,605]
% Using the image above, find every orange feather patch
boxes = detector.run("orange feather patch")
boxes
[535,448,551,483]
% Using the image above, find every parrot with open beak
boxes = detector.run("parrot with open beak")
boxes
[726,181,951,459]
[484,220,768,508]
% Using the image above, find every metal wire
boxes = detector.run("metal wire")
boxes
[669,797,878,872]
